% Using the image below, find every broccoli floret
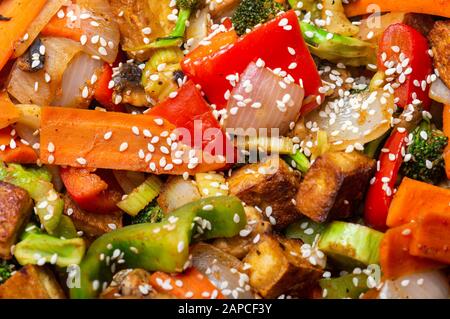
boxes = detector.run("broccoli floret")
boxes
[0,260,15,284]
[130,200,164,224]
[401,121,448,184]
[177,0,200,10]
[232,0,284,36]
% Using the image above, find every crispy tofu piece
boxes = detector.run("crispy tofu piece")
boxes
[0,181,33,259]
[64,194,122,238]
[403,13,435,36]
[210,0,240,18]
[212,206,272,259]
[296,152,375,223]
[228,157,302,229]
[243,235,323,298]
[429,21,450,89]
[0,265,65,299]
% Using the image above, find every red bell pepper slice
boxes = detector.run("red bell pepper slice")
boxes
[181,10,322,113]
[146,81,235,160]
[364,130,408,231]
[93,63,125,112]
[378,23,433,110]
[60,167,122,214]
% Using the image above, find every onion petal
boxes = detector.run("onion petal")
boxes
[379,270,449,299]
[429,78,450,105]
[191,243,255,299]
[224,62,305,136]
[305,89,394,151]
[8,37,82,106]
[52,52,103,108]
[76,0,120,64]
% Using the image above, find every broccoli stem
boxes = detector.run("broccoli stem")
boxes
[364,130,391,159]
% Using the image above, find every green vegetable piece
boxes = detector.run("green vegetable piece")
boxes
[0,163,64,234]
[288,0,321,20]
[232,0,284,36]
[53,215,79,239]
[401,120,448,184]
[318,221,384,267]
[286,150,311,173]
[14,233,85,268]
[364,130,390,159]
[0,259,15,284]
[117,175,162,216]
[130,200,164,224]
[70,196,246,299]
[285,218,325,245]
[320,273,370,299]
[300,21,376,67]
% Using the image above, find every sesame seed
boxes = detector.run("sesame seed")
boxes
[104,131,112,140]
[76,157,87,165]
[119,142,128,152]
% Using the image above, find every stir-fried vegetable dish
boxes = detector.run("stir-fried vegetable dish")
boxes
[0,0,449,300]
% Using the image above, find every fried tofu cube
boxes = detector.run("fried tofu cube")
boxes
[296,152,375,223]
[212,206,272,259]
[64,194,122,238]
[429,21,450,89]
[0,265,65,299]
[228,157,302,229]
[0,181,33,259]
[243,235,323,298]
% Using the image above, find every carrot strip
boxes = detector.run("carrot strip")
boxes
[0,127,37,164]
[150,268,224,299]
[40,7,84,42]
[410,211,450,264]
[0,0,48,72]
[0,92,20,129]
[380,223,443,279]
[386,177,450,228]
[344,0,450,19]
[443,105,450,179]
[39,107,226,175]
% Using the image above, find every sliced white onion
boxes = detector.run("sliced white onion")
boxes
[191,243,256,299]
[8,37,82,106]
[379,271,449,299]
[224,62,305,136]
[157,176,201,214]
[52,52,103,108]
[305,89,394,151]
[186,8,210,52]
[429,78,450,105]
[113,170,147,194]
[12,0,67,58]
[75,0,120,64]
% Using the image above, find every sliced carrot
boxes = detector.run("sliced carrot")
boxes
[0,92,20,129]
[150,268,224,299]
[443,105,450,179]
[386,177,450,228]
[0,0,48,71]
[185,29,238,62]
[0,126,37,164]
[410,211,450,264]
[40,7,84,42]
[344,0,450,18]
[380,223,443,279]
[39,107,227,175]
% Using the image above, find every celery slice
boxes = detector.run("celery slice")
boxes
[117,175,163,216]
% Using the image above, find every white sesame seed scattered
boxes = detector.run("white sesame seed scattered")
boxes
[119,142,129,152]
